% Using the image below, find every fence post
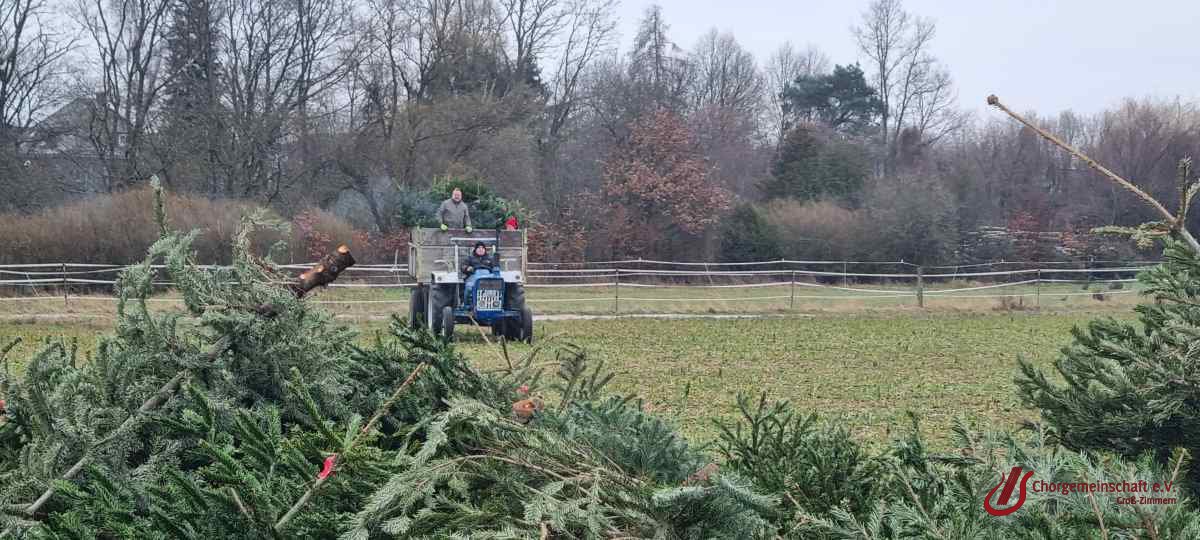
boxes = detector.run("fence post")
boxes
[614,268,620,314]
[1035,268,1041,309]
[62,263,68,307]
[916,266,925,308]
[843,261,849,288]
[789,270,796,310]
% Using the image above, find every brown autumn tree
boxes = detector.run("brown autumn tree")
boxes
[601,109,730,259]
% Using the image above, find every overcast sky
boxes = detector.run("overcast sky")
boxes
[613,0,1200,117]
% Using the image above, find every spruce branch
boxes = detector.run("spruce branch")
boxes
[1084,476,1109,540]
[6,336,233,522]
[273,361,427,533]
[987,94,1200,253]
[1,337,18,399]
[228,487,253,521]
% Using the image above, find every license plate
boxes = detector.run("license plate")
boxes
[476,289,502,311]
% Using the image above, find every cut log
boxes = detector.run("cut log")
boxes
[291,245,357,298]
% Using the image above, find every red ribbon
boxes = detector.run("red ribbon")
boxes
[318,454,337,480]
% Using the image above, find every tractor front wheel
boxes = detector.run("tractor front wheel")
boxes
[441,306,455,342]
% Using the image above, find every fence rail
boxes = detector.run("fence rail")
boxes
[0,259,1160,314]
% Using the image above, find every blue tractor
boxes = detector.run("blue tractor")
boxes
[407,228,533,343]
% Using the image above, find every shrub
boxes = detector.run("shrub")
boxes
[860,175,959,265]
[763,198,864,261]
[290,208,357,262]
[0,188,407,266]
[0,187,278,265]
[528,205,588,263]
[715,394,880,518]
[720,204,783,262]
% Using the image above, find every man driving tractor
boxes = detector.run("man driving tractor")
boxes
[462,241,498,277]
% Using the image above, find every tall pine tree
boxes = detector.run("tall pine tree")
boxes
[161,0,225,195]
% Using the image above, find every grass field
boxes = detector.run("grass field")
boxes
[0,309,1134,449]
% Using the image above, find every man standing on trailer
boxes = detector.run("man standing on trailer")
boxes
[438,188,473,232]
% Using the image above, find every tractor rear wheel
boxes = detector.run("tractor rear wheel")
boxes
[520,305,533,344]
[441,306,455,342]
[409,285,426,329]
[501,316,519,341]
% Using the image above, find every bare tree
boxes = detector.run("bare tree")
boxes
[763,42,828,141]
[219,0,354,201]
[544,0,615,138]
[537,0,616,211]
[852,0,959,173]
[909,63,962,146]
[1092,98,1200,227]
[688,29,762,116]
[73,0,172,191]
[497,0,566,80]
[687,29,766,199]
[336,0,538,231]
[0,0,74,146]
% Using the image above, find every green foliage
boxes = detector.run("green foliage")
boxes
[862,175,959,264]
[389,185,441,229]
[715,394,880,518]
[763,125,872,203]
[9,187,1200,539]
[782,63,882,135]
[783,416,1200,539]
[720,204,783,262]
[1017,237,1200,494]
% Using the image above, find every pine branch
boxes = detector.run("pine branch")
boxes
[1086,489,1109,540]
[273,361,427,533]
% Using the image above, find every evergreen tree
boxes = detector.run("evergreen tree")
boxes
[160,0,225,195]
[1016,159,1200,495]
[781,63,882,135]
[720,204,783,262]
[1017,237,1200,494]
[762,124,871,203]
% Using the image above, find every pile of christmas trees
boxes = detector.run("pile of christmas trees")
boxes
[3,182,1200,538]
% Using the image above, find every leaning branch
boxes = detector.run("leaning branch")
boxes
[986,94,1200,253]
